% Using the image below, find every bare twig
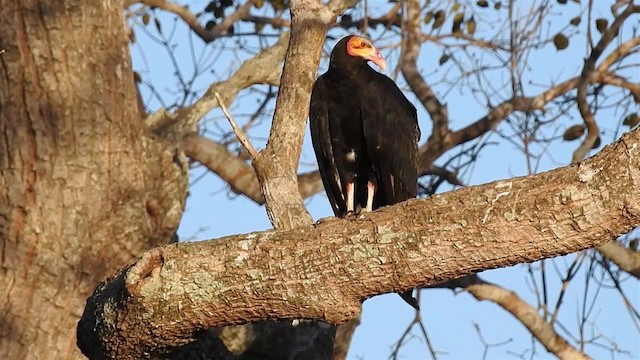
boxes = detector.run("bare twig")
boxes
[390,296,438,360]
[465,280,589,360]
[419,69,640,170]
[473,323,513,360]
[549,253,586,325]
[390,313,438,360]
[215,92,259,159]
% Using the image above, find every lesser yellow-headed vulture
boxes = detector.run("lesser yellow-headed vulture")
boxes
[309,35,421,310]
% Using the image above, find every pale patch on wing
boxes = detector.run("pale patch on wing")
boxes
[335,174,344,200]
[345,150,357,162]
[390,174,395,194]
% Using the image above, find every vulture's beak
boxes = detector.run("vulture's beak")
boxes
[365,48,387,71]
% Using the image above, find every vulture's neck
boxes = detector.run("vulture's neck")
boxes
[327,61,373,83]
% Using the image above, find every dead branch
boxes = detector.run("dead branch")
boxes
[215,92,259,160]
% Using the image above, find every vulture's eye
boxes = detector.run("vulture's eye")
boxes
[360,42,366,47]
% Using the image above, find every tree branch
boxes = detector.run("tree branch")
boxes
[464,279,589,360]
[181,134,322,204]
[401,0,450,163]
[146,31,289,139]
[416,5,640,170]
[251,0,333,229]
[215,92,259,160]
[419,70,638,170]
[199,2,342,359]
[596,36,640,73]
[572,2,640,163]
[598,241,640,279]
[129,0,255,43]
[77,126,640,359]
[430,274,589,359]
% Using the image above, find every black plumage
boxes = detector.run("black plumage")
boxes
[309,35,421,310]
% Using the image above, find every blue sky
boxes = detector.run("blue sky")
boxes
[130,1,639,358]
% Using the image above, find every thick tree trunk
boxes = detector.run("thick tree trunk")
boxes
[0,1,186,358]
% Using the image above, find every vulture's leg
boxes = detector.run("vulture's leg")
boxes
[364,181,375,212]
[346,182,355,213]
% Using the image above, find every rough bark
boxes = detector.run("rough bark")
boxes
[143,1,341,357]
[216,1,338,359]
[252,0,333,229]
[0,1,187,359]
[77,126,640,359]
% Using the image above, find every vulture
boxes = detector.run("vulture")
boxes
[309,35,421,310]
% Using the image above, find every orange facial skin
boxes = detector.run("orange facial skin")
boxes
[346,36,387,71]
